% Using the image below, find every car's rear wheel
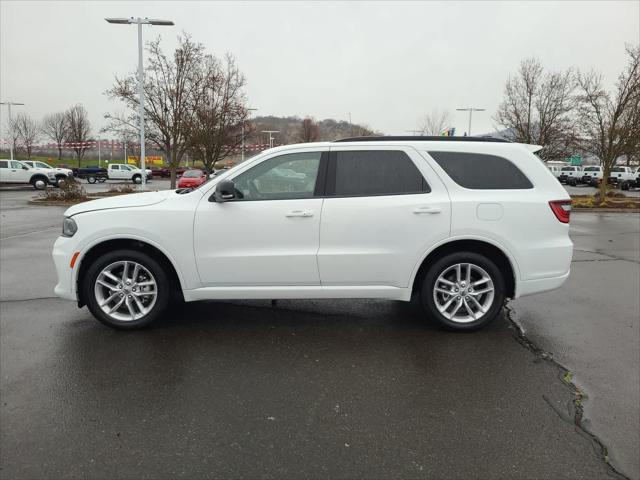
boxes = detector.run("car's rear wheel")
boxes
[87,175,97,184]
[420,252,505,331]
[83,249,170,330]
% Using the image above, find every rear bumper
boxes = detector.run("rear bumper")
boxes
[515,270,570,298]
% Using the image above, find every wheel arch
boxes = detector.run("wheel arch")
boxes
[410,238,518,299]
[76,237,184,307]
[29,174,49,184]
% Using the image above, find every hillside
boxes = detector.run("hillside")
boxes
[248,116,379,144]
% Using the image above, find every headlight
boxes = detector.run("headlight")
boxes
[62,217,77,237]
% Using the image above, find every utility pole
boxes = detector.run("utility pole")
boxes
[456,107,486,136]
[106,17,174,187]
[261,130,279,149]
[0,101,25,161]
[241,107,258,162]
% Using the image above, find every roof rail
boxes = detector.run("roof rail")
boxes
[333,136,510,143]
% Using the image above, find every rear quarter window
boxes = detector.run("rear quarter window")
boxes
[428,151,533,189]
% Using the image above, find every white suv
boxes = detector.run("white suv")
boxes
[53,137,573,330]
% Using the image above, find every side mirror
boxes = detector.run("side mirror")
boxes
[213,179,236,202]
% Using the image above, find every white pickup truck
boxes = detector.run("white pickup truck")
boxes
[0,159,58,189]
[78,163,152,184]
[21,160,73,186]
[579,166,604,186]
[559,166,583,185]
[608,166,636,185]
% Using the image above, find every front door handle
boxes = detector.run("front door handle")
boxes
[286,210,313,218]
[413,206,442,215]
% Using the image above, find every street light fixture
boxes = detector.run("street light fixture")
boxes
[456,107,486,136]
[105,17,174,188]
[0,101,25,161]
[242,108,258,162]
[261,130,279,149]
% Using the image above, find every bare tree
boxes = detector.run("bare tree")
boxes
[494,57,576,160]
[65,104,92,166]
[106,34,207,188]
[4,118,19,158]
[418,109,451,136]
[190,53,249,174]
[575,45,640,199]
[13,113,40,160]
[297,117,320,143]
[41,111,68,161]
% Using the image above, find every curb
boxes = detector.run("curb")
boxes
[573,208,640,213]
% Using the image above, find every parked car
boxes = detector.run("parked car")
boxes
[77,164,152,184]
[0,159,57,189]
[546,165,563,179]
[608,166,635,185]
[21,160,73,185]
[621,167,640,191]
[177,169,207,189]
[176,167,193,177]
[579,166,604,186]
[150,166,171,178]
[53,137,573,331]
[559,166,582,185]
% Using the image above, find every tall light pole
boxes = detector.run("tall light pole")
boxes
[456,107,486,136]
[241,108,258,162]
[0,101,25,161]
[105,17,174,188]
[261,130,279,149]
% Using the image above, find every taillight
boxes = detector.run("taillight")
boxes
[549,200,571,223]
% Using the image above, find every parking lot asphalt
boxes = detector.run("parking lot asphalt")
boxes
[1,183,638,479]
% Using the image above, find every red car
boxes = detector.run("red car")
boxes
[177,169,207,188]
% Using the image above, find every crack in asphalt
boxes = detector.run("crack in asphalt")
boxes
[0,226,59,240]
[572,249,640,265]
[0,296,59,303]
[505,302,630,480]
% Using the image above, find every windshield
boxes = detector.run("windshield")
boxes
[612,167,626,172]
[35,162,51,169]
[561,167,575,171]
[183,170,203,178]
[121,165,133,171]
[584,167,600,172]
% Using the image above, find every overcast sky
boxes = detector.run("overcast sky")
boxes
[1,0,639,139]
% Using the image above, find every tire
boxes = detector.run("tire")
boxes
[30,176,48,190]
[621,181,629,191]
[420,251,505,331]
[87,176,97,184]
[567,178,577,186]
[55,175,67,187]
[132,174,142,184]
[83,249,171,330]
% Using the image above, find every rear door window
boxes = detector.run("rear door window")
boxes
[0,161,8,169]
[328,150,429,197]
[429,151,533,189]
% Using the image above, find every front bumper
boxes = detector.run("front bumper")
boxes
[52,235,78,301]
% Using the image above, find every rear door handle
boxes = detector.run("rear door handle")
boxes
[413,206,442,215]
[286,210,313,218]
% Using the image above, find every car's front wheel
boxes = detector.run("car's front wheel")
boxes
[420,252,505,331]
[83,249,170,329]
